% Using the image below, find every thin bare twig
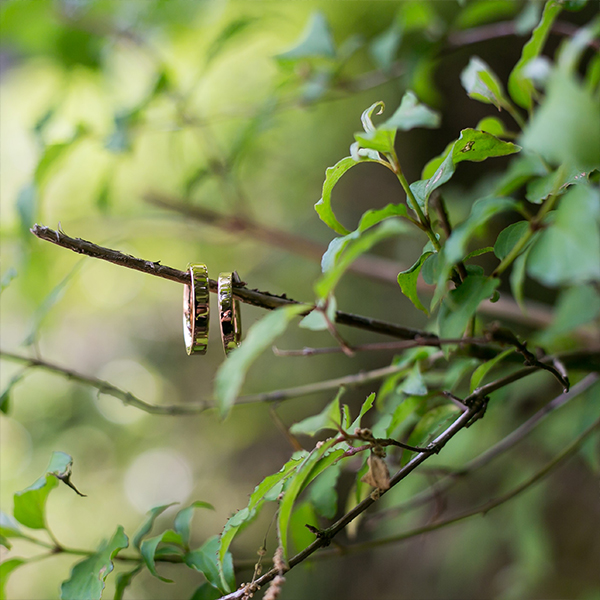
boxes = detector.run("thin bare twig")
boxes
[30,224,428,342]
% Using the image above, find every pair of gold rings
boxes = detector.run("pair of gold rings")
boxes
[183,264,242,356]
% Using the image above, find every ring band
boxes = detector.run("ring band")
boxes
[218,272,242,355]
[183,264,209,355]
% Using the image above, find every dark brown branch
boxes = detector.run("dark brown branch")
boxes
[147,195,564,331]
[368,373,599,520]
[218,399,487,599]
[447,20,600,51]
[30,224,429,341]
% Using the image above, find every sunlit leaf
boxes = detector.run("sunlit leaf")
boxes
[215,304,307,419]
[527,185,600,286]
[475,117,507,137]
[508,0,562,109]
[452,129,520,164]
[277,12,336,61]
[205,17,257,66]
[461,56,511,111]
[315,157,373,235]
[61,526,128,600]
[321,204,408,272]
[13,474,58,530]
[0,558,26,600]
[349,392,376,431]
[315,219,409,299]
[217,453,307,591]
[378,90,440,131]
[278,440,342,561]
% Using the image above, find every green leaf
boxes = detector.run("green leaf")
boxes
[411,129,519,212]
[189,583,222,600]
[349,392,376,431]
[461,56,511,111]
[0,512,24,541]
[475,117,507,137]
[0,267,17,294]
[379,90,440,131]
[321,203,409,272]
[308,463,341,519]
[404,405,460,464]
[0,370,27,414]
[315,157,371,235]
[470,349,515,392]
[456,0,520,28]
[398,362,428,397]
[34,141,77,188]
[289,501,319,554]
[140,534,174,583]
[0,558,26,600]
[299,296,337,331]
[354,128,396,155]
[132,503,177,551]
[205,17,256,66]
[13,476,58,530]
[16,183,37,239]
[113,565,142,600]
[494,221,530,260]
[217,453,307,591]
[508,0,563,110]
[525,165,589,204]
[510,241,536,310]
[519,69,600,171]
[315,219,409,299]
[527,185,600,286]
[397,252,432,315]
[538,285,600,344]
[277,440,341,561]
[445,197,516,264]
[61,526,128,600]
[495,152,549,196]
[214,304,307,419]
[174,502,214,551]
[186,536,234,594]
[386,396,422,437]
[438,275,500,339]
[360,101,385,133]
[277,12,336,61]
[452,129,521,164]
[370,23,403,73]
[290,390,343,437]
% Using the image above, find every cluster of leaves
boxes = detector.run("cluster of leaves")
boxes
[1,453,234,600]
[2,1,599,599]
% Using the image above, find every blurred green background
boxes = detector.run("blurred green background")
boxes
[1,1,599,599]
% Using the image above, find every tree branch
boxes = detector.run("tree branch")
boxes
[30,224,428,342]
[368,373,599,520]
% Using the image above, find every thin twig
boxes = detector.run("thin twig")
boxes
[368,373,599,520]
[218,399,487,599]
[30,224,429,342]
[350,415,600,554]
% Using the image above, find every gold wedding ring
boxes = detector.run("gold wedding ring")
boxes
[183,264,209,355]
[218,272,242,355]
